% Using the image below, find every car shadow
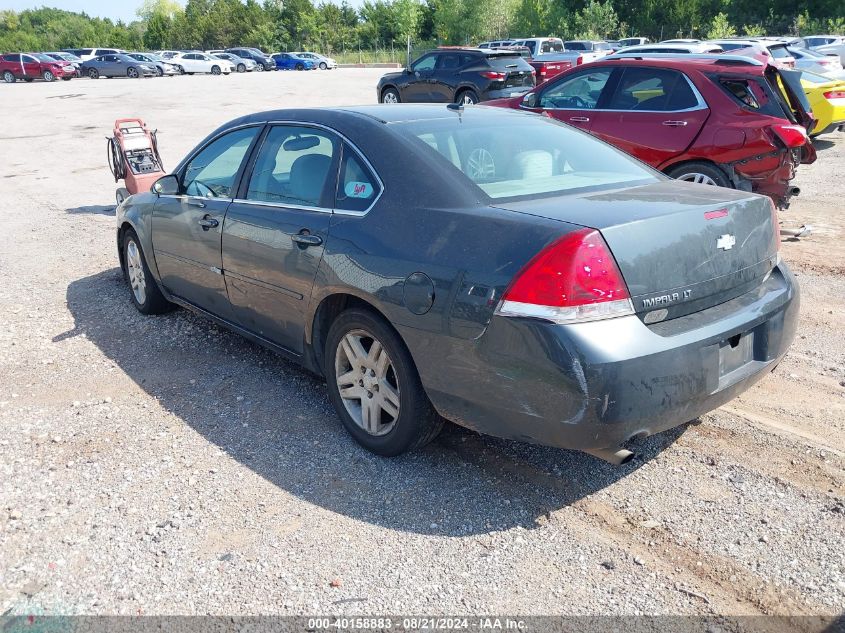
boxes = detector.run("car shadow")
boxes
[58,268,688,537]
[66,205,115,215]
[811,137,838,152]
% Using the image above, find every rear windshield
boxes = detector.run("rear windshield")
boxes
[540,40,564,53]
[394,115,658,201]
[487,55,534,71]
[768,45,792,59]
[565,42,589,51]
[801,70,834,84]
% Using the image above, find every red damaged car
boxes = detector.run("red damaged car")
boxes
[1,52,77,83]
[486,55,817,207]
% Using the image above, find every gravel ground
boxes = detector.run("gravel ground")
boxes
[0,70,843,619]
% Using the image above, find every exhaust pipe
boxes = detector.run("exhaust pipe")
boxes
[583,447,636,465]
[788,186,801,196]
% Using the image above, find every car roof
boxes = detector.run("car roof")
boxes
[591,55,768,74]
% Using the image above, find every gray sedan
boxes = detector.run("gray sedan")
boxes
[82,54,157,79]
[115,105,798,464]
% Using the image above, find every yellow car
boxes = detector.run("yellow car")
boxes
[801,71,845,136]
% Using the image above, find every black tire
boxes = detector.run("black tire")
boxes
[176,65,185,75]
[237,63,245,73]
[295,63,304,71]
[122,229,173,315]
[666,161,732,188]
[456,89,479,105]
[88,68,99,79]
[325,308,443,456]
[42,70,55,82]
[319,62,327,70]
[156,66,163,77]
[3,70,15,83]
[24,78,34,82]
[381,87,400,104]
[211,65,221,75]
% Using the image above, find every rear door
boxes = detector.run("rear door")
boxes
[588,66,709,167]
[222,125,341,353]
[433,52,475,101]
[523,67,614,131]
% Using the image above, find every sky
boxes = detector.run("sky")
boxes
[6,0,363,24]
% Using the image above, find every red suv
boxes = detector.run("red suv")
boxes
[486,56,817,207]
[1,52,77,83]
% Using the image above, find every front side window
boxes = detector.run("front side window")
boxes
[412,55,436,72]
[336,147,381,213]
[396,114,658,201]
[540,69,612,109]
[604,68,699,111]
[182,127,259,199]
[246,126,337,207]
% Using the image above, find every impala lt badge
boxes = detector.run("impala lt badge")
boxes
[716,234,736,250]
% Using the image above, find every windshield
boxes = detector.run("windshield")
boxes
[394,115,658,201]
[32,53,55,62]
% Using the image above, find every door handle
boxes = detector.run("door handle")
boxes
[187,199,207,208]
[197,216,219,230]
[291,232,323,247]
[662,120,689,127]
[569,116,590,122]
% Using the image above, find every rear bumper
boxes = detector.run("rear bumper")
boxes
[408,263,799,453]
[485,86,533,101]
[812,120,845,136]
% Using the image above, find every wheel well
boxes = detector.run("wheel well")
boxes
[310,293,394,376]
[117,222,133,273]
[381,85,397,98]
[662,158,726,177]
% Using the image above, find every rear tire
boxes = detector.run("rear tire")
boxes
[325,309,443,456]
[43,70,55,82]
[667,161,731,188]
[122,229,173,315]
[381,87,400,104]
[4,71,16,83]
[456,89,479,105]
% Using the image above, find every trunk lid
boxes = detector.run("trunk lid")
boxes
[487,55,535,88]
[493,180,778,320]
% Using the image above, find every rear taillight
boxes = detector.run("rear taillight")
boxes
[497,229,633,324]
[480,70,506,80]
[770,123,808,149]
[576,56,584,65]
[824,90,845,100]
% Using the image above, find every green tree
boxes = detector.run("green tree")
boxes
[575,0,618,39]
[707,11,736,38]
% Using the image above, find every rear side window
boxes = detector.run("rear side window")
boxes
[3,54,21,62]
[605,68,699,111]
[714,75,790,120]
[720,79,761,108]
[336,147,381,213]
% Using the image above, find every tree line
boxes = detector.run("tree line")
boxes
[1,0,844,58]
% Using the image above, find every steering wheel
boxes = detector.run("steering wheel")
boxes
[565,95,590,109]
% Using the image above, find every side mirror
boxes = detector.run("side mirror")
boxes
[522,92,538,108]
[405,67,414,74]
[152,174,179,196]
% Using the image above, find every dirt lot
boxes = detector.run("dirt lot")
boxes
[0,70,843,619]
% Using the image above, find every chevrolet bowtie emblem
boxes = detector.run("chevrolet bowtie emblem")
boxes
[716,234,736,251]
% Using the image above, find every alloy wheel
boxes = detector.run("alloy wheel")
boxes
[319,62,327,70]
[125,239,147,306]
[466,148,495,181]
[4,70,15,83]
[382,91,399,104]
[334,329,401,436]
[211,65,221,75]
[677,172,718,186]
[460,92,478,105]
[88,68,98,79]
[43,70,55,82]
[127,67,139,78]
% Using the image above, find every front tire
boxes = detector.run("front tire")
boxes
[326,309,443,456]
[381,87,400,104]
[42,70,55,82]
[319,62,327,70]
[127,66,139,79]
[295,63,304,71]
[237,63,245,73]
[88,68,99,79]
[211,65,221,75]
[4,71,16,83]
[256,64,264,72]
[156,66,163,77]
[122,229,173,315]
[667,161,731,187]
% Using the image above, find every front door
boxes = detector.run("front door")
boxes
[222,124,340,353]
[588,67,709,167]
[526,67,614,132]
[403,53,437,102]
[152,125,261,320]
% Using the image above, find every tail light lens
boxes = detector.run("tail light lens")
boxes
[824,90,845,100]
[480,70,506,80]
[770,123,808,149]
[576,56,584,65]
[497,229,634,324]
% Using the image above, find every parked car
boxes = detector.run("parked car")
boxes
[171,52,234,75]
[272,52,316,71]
[508,37,565,58]
[486,56,817,208]
[42,51,83,77]
[800,70,845,136]
[613,42,724,55]
[290,51,337,69]
[63,47,125,62]
[618,37,650,48]
[127,52,178,77]
[477,40,516,49]
[81,54,157,79]
[527,52,584,82]
[803,35,845,65]
[377,47,535,104]
[564,40,614,60]
[225,47,274,71]
[788,46,844,77]
[211,52,257,72]
[661,39,701,44]
[116,105,799,463]
[1,52,77,82]
[156,50,183,60]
